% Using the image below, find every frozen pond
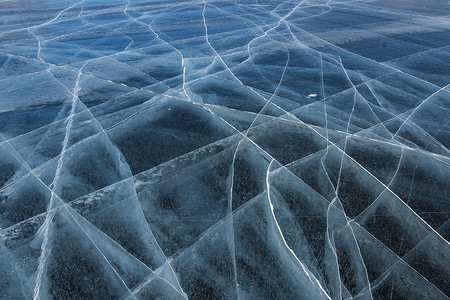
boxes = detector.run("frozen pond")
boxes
[0,0,449,299]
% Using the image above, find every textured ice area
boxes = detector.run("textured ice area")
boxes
[0,0,449,299]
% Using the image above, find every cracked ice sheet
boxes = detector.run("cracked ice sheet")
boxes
[0,0,449,299]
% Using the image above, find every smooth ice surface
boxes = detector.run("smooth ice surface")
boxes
[0,0,449,299]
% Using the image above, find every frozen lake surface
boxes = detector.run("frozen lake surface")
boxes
[0,0,449,299]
